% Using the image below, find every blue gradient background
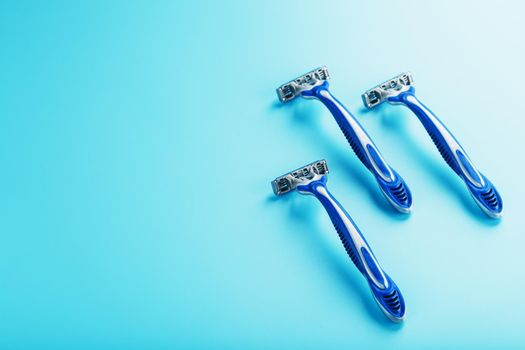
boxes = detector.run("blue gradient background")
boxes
[1,1,524,349]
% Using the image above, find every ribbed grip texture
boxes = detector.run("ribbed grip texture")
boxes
[390,181,409,204]
[480,187,500,211]
[423,123,460,174]
[335,118,370,169]
[382,289,402,313]
[332,221,363,273]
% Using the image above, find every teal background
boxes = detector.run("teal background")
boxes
[1,1,524,349]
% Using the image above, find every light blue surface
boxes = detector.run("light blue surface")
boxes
[1,1,525,349]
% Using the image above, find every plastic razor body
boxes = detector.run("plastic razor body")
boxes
[272,160,406,322]
[363,73,502,218]
[277,67,412,213]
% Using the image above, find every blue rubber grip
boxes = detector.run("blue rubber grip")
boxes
[302,82,412,213]
[389,87,502,218]
[297,177,406,321]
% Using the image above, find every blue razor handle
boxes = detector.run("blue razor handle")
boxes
[389,87,502,218]
[363,73,503,218]
[273,160,406,322]
[303,81,412,213]
[297,176,406,322]
[276,67,412,214]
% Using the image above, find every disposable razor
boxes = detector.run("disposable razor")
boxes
[362,73,503,218]
[272,160,406,322]
[277,67,412,213]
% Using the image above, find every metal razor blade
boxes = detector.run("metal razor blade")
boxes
[362,72,414,109]
[272,159,328,196]
[276,67,330,103]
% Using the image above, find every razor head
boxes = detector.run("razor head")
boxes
[362,72,414,108]
[276,67,330,103]
[272,160,329,196]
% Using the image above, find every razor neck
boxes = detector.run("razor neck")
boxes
[302,81,349,121]
[390,88,444,128]
[303,82,395,183]
[393,88,458,144]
